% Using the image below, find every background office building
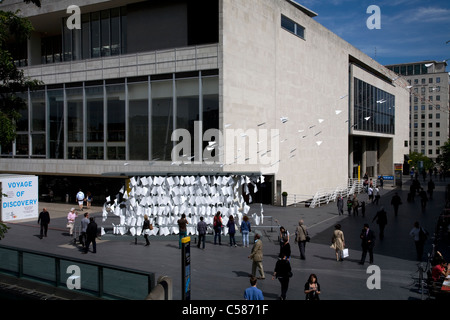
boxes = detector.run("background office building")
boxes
[0,0,409,205]
[386,61,450,161]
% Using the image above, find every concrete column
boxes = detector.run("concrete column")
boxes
[27,32,41,66]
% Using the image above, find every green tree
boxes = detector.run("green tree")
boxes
[0,9,42,146]
[409,151,434,172]
[0,0,41,238]
[437,139,450,172]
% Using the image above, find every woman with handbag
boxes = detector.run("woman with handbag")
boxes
[272,255,292,300]
[331,224,345,261]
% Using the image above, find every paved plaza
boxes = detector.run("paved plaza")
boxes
[1,177,448,300]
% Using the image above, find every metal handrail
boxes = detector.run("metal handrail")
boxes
[0,244,155,300]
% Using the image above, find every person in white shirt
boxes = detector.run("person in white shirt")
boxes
[76,189,85,211]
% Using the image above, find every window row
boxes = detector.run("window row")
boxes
[41,7,127,64]
[353,78,395,134]
[0,72,219,161]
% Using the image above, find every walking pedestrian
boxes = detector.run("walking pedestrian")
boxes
[295,220,308,260]
[352,195,359,216]
[359,223,375,265]
[304,274,321,300]
[279,226,290,248]
[279,236,291,260]
[368,186,374,203]
[272,255,292,300]
[337,195,344,215]
[76,189,85,211]
[240,215,251,247]
[248,234,265,279]
[85,191,93,208]
[142,214,152,246]
[373,186,380,205]
[409,221,428,261]
[347,197,353,215]
[67,208,77,237]
[84,217,97,254]
[227,215,237,247]
[244,277,264,300]
[213,211,223,245]
[331,224,345,261]
[177,213,188,249]
[372,207,388,240]
[197,216,207,249]
[80,212,89,247]
[390,192,402,216]
[37,208,50,239]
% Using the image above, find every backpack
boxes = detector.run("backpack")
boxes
[419,227,428,242]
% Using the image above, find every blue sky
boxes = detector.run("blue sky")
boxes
[296,0,450,67]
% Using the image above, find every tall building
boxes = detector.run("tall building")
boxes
[385,61,450,161]
[0,0,409,205]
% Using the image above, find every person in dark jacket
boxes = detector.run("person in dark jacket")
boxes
[197,216,207,249]
[84,217,98,253]
[359,223,375,265]
[37,208,50,239]
[227,215,237,247]
[142,214,151,246]
[272,255,292,300]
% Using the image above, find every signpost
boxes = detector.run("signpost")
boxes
[394,163,403,187]
[181,236,191,300]
[1,175,38,222]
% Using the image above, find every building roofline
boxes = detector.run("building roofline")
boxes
[285,0,318,18]
[385,60,448,67]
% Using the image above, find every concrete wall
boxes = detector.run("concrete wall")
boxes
[220,0,409,198]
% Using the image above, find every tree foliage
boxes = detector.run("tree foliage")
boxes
[0,8,42,147]
[0,0,41,237]
[437,139,450,172]
[409,151,434,172]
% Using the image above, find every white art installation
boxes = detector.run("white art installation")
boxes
[102,175,265,237]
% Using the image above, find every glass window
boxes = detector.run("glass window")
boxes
[414,64,421,75]
[110,8,121,56]
[129,82,149,160]
[91,12,101,58]
[407,65,413,75]
[281,15,305,39]
[67,87,84,159]
[176,78,199,158]
[15,134,29,157]
[32,134,45,157]
[151,80,173,161]
[31,91,45,132]
[202,76,219,158]
[16,92,28,132]
[86,86,104,159]
[437,77,441,83]
[101,10,110,57]
[62,17,72,61]
[106,84,126,160]
[48,89,64,159]
[82,14,90,59]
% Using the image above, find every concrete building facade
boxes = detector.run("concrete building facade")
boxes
[0,0,409,205]
[386,61,450,162]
